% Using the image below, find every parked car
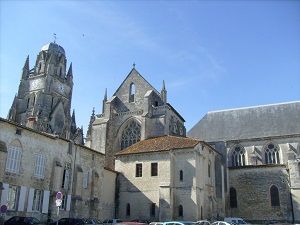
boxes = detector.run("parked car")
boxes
[149,222,163,225]
[131,220,149,224]
[115,222,147,225]
[197,221,210,225]
[83,218,102,225]
[4,216,44,225]
[49,218,84,225]
[211,222,231,225]
[223,218,251,225]
[163,222,197,225]
[102,219,123,225]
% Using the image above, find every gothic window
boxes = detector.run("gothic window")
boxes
[154,101,158,107]
[270,185,280,206]
[129,83,135,103]
[6,145,22,173]
[126,203,130,216]
[230,187,237,208]
[32,189,43,211]
[34,154,47,179]
[178,204,183,217]
[180,170,183,181]
[151,163,158,176]
[231,145,246,167]
[121,120,141,150]
[7,185,20,210]
[136,163,142,177]
[208,161,211,178]
[265,143,280,164]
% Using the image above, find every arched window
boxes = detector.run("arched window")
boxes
[178,204,183,217]
[270,185,280,206]
[126,203,130,216]
[231,145,245,167]
[179,170,183,181]
[129,83,135,103]
[230,187,237,208]
[265,143,280,164]
[121,120,141,150]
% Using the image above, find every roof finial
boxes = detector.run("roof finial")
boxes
[54,33,57,43]
[133,62,136,68]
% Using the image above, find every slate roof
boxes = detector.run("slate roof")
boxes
[115,135,203,156]
[187,101,300,142]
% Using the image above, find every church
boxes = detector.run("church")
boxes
[0,42,299,224]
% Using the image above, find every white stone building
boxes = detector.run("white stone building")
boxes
[115,135,223,222]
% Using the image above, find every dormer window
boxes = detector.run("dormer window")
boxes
[129,83,135,103]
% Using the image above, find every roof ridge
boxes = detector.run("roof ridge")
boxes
[207,101,300,114]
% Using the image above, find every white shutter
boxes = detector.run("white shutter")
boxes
[66,194,71,211]
[42,190,50,213]
[18,186,26,211]
[27,188,34,212]
[0,183,9,205]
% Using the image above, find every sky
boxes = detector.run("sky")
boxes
[1,0,300,134]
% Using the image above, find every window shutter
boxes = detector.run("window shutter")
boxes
[66,194,71,211]
[0,183,9,205]
[18,186,26,211]
[42,190,50,213]
[27,188,34,212]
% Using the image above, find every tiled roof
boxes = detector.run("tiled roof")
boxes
[115,135,202,156]
[188,101,300,142]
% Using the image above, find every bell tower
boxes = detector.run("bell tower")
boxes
[8,42,74,139]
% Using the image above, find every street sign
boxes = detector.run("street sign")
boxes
[56,191,62,200]
[55,199,62,207]
[0,205,7,214]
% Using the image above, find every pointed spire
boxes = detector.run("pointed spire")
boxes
[67,63,73,84]
[71,109,77,134]
[81,126,84,145]
[23,55,30,70]
[161,80,167,103]
[87,107,96,137]
[102,88,107,113]
[22,56,30,79]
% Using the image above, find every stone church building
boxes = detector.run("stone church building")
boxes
[0,41,299,224]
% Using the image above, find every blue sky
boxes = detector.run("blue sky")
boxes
[1,0,299,133]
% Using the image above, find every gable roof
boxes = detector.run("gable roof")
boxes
[113,68,160,96]
[187,101,300,142]
[115,135,203,156]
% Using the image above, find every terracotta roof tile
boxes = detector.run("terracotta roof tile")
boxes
[115,135,202,156]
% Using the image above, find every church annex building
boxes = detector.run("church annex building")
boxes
[0,42,299,224]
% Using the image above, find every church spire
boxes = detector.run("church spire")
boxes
[71,109,77,135]
[161,80,167,103]
[67,63,73,84]
[22,55,30,79]
[102,88,107,113]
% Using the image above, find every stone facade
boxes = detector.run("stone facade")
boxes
[115,136,223,222]
[0,118,116,222]
[188,102,300,223]
[86,68,186,169]
[7,42,82,142]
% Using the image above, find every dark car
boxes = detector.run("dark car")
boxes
[49,218,84,225]
[4,216,44,225]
